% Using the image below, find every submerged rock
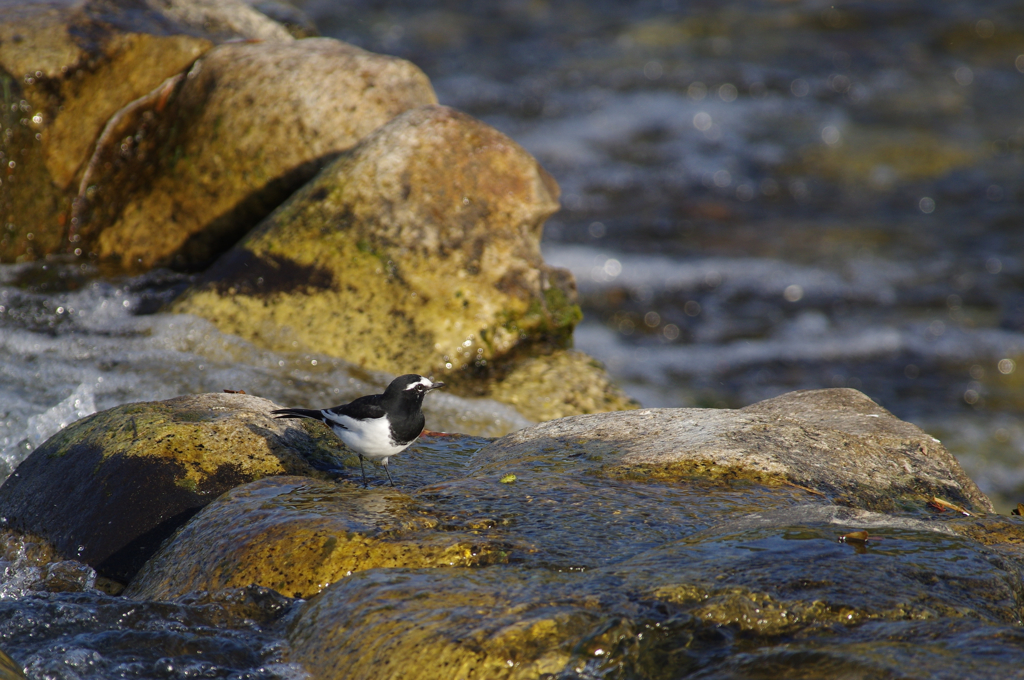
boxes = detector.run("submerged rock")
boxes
[125,475,512,600]
[0,393,337,583]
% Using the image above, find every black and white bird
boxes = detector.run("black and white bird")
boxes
[272,374,445,487]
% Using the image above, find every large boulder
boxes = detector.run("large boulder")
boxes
[0,1,435,271]
[471,388,993,513]
[87,38,437,270]
[279,391,1015,678]
[0,392,337,583]
[170,105,633,419]
[8,387,1020,676]
[0,0,291,264]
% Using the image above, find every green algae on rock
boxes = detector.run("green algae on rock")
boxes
[125,476,513,600]
[171,106,595,407]
[286,510,1024,680]
[0,392,336,584]
[470,388,993,513]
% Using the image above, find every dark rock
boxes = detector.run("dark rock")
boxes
[0,392,336,583]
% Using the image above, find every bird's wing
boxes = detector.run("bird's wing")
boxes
[324,394,386,426]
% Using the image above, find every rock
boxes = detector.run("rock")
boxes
[88,38,437,271]
[125,476,512,600]
[286,509,1022,679]
[0,0,292,264]
[793,126,979,189]
[0,392,338,583]
[171,105,579,389]
[0,649,24,680]
[470,388,993,513]
[286,567,639,680]
[613,504,1021,634]
[485,349,638,421]
[67,387,1016,677]
[1,2,432,271]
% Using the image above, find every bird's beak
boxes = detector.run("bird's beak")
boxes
[428,381,445,390]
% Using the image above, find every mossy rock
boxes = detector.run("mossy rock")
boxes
[125,476,513,600]
[172,105,578,387]
[287,567,638,680]
[0,392,336,583]
[287,507,1023,679]
[89,38,436,271]
[0,0,290,264]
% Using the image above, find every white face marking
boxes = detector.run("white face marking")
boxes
[321,412,412,462]
[403,376,435,391]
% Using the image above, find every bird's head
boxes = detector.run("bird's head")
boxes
[386,374,445,403]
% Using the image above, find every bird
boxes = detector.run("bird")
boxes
[271,374,445,487]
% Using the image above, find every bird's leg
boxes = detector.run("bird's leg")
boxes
[383,462,395,487]
[359,454,367,488]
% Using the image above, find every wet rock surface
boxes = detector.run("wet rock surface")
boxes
[23,388,1007,678]
[280,395,1024,679]
[125,475,512,601]
[472,388,994,513]
[0,392,336,583]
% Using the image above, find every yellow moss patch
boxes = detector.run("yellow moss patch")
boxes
[125,477,513,600]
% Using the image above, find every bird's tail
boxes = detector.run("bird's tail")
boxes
[271,407,323,420]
